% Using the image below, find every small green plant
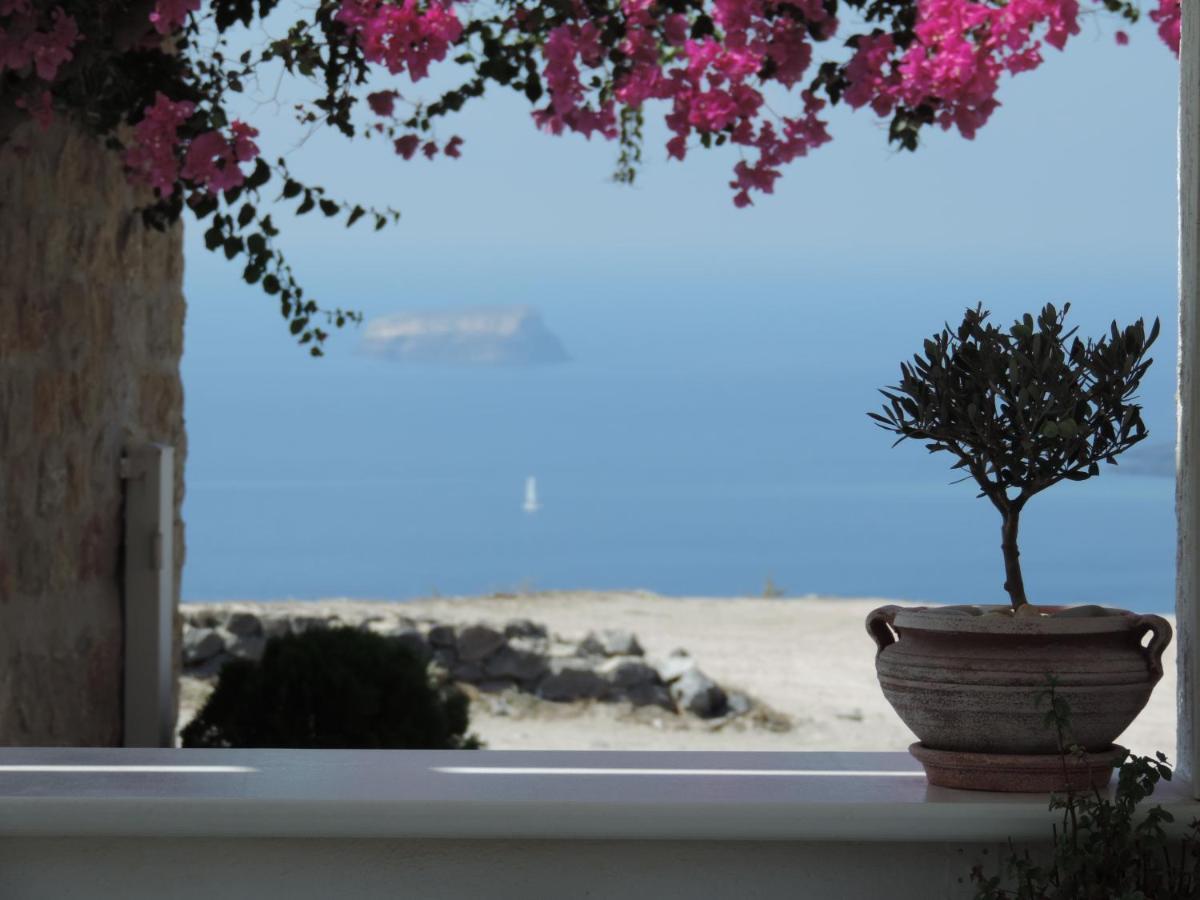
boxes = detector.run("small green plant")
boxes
[181,627,480,750]
[763,577,786,599]
[871,304,1158,610]
[968,683,1199,899]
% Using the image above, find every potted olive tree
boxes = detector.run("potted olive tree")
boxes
[866,303,1172,791]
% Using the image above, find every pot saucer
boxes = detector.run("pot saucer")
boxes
[909,742,1125,793]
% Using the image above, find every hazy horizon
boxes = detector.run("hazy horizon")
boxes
[179,16,1180,611]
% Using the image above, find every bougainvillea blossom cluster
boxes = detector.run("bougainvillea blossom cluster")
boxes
[0,2,78,82]
[150,0,202,35]
[0,0,1181,351]
[180,120,260,193]
[123,92,260,197]
[1151,0,1182,53]
[123,93,196,197]
[5,0,1183,205]
[843,0,1090,140]
[336,0,462,80]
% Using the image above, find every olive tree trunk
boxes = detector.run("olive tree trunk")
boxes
[1001,509,1028,609]
[0,120,186,745]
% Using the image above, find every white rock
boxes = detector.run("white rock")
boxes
[222,629,265,663]
[656,655,699,684]
[726,692,752,717]
[579,629,644,657]
[182,626,224,666]
[670,669,727,718]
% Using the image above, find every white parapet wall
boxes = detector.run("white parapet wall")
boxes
[0,749,1197,899]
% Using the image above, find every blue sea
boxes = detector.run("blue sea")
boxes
[181,265,1179,613]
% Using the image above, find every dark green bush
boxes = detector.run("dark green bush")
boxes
[181,627,480,749]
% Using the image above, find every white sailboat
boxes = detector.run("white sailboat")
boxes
[523,476,541,513]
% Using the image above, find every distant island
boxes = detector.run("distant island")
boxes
[1115,441,1175,479]
[361,306,569,365]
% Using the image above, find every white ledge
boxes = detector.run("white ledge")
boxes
[0,749,1195,842]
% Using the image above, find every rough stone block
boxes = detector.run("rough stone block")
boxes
[456,624,506,662]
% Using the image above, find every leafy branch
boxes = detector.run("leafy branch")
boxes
[870,304,1158,608]
[970,685,1192,899]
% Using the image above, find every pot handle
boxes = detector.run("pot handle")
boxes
[866,605,903,657]
[1133,614,1173,680]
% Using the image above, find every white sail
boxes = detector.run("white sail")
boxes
[523,476,540,513]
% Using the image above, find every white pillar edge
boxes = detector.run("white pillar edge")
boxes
[121,444,176,748]
[1179,0,1200,792]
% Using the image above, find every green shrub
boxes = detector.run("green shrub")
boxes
[181,627,480,749]
[969,684,1197,898]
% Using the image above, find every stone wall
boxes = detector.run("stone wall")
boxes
[0,120,186,745]
[179,606,770,740]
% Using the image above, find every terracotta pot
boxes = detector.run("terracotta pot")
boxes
[866,605,1171,754]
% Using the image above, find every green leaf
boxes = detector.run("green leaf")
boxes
[189,192,219,220]
[247,158,271,191]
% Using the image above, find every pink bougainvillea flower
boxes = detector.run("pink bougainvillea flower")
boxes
[229,120,259,162]
[124,92,195,197]
[149,0,201,35]
[28,8,78,80]
[2,6,80,81]
[111,0,1188,211]
[1150,0,1181,55]
[181,123,260,193]
[367,90,398,116]
[336,0,462,80]
[533,22,617,138]
[393,134,420,159]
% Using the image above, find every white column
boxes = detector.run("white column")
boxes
[122,444,176,748]
[1179,0,1200,791]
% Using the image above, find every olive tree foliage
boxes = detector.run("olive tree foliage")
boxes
[870,304,1158,609]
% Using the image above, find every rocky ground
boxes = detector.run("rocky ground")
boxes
[180,600,784,743]
[179,592,1177,754]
